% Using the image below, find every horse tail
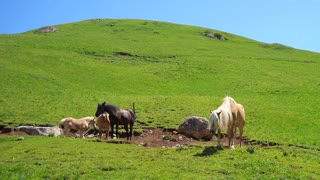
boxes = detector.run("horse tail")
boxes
[59,118,66,129]
[129,109,136,122]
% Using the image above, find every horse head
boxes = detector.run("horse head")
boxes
[209,110,221,135]
[95,102,106,117]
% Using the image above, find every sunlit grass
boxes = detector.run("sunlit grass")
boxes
[0,19,319,178]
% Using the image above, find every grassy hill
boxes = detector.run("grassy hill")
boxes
[1,18,319,179]
[1,19,320,147]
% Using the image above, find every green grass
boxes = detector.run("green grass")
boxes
[0,19,319,178]
[0,136,318,179]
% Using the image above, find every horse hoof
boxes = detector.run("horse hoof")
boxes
[217,144,223,150]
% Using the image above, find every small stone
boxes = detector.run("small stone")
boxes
[17,137,24,141]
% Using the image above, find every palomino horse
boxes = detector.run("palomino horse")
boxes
[97,112,111,140]
[59,116,96,138]
[95,102,136,140]
[208,96,245,149]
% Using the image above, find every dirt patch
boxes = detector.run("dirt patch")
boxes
[0,130,28,136]
[113,52,134,56]
[131,128,198,148]
[78,128,251,148]
[1,127,249,148]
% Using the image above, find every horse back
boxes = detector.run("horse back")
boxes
[103,104,121,123]
[66,118,90,130]
[116,109,135,125]
[104,104,120,115]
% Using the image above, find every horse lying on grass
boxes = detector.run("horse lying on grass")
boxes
[59,117,96,138]
[209,96,245,149]
[97,112,111,140]
[95,102,136,140]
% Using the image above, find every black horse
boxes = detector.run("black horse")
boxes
[95,102,136,140]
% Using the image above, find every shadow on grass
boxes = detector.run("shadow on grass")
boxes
[194,146,222,157]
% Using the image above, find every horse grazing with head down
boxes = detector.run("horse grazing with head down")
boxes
[59,116,96,138]
[97,112,111,140]
[208,96,245,149]
[95,102,136,140]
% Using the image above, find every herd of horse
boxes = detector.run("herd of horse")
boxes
[58,96,245,149]
[59,102,136,140]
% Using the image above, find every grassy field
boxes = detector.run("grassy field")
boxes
[0,19,319,178]
[0,136,319,179]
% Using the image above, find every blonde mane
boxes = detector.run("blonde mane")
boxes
[216,96,233,129]
[209,96,245,149]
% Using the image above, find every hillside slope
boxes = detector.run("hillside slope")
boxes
[1,19,319,147]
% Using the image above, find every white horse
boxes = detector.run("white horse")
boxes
[209,96,245,149]
[59,116,96,138]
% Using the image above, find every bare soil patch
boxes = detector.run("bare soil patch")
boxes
[1,127,250,148]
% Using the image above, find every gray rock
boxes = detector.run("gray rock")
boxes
[177,116,213,140]
[18,126,62,137]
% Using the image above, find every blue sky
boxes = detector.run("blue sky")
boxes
[1,0,319,52]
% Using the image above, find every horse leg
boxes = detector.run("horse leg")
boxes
[232,127,237,148]
[217,129,222,148]
[106,127,109,140]
[99,129,102,139]
[79,130,84,138]
[227,128,234,149]
[116,122,119,139]
[63,128,68,136]
[227,130,231,148]
[239,127,243,148]
[129,122,133,141]
[110,123,114,139]
[123,125,129,140]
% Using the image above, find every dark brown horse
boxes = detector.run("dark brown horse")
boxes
[95,102,136,140]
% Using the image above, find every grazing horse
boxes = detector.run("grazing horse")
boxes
[208,96,245,149]
[95,102,136,140]
[59,117,96,138]
[229,97,245,147]
[97,112,111,140]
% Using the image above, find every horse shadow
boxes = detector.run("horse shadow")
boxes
[194,146,223,157]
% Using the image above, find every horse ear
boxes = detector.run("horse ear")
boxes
[102,102,106,105]
[216,110,222,117]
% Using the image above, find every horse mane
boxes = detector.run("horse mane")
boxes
[216,96,233,129]
[102,103,121,117]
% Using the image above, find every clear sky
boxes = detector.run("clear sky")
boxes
[1,0,319,53]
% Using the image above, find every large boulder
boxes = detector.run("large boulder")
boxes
[177,116,213,140]
[18,126,62,137]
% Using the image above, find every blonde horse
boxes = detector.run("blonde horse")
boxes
[97,112,111,140]
[230,97,245,147]
[59,117,96,138]
[208,96,245,149]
